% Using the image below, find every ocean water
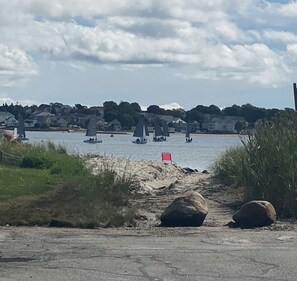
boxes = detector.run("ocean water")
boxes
[26,131,242,171]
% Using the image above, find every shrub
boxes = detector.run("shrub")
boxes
[212,146,247,187]
[21,155,51,169]
[213,109,297,217]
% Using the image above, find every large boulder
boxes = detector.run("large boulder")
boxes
[160,192,208,227]
[232,200,276,228]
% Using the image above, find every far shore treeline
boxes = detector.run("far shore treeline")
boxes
[0,101,288,133]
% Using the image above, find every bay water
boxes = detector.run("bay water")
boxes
[26,131,242,171]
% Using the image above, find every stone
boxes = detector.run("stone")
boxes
[202,170,209,174]
[160,191,208,227]
[232,200,276,228]
[183,167,196,173]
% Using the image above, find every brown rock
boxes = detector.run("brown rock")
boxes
[232,200,276,228]
[160,192,208,227]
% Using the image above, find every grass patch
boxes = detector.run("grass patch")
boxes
[0,141,136,228]
[212,109,297,218]
[0,164,54,202]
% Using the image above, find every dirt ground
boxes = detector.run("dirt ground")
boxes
[87,156,297,233]
[131,173,297,233]
[130,173,235,229]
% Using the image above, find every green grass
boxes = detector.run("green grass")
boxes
[0,164,54,202]
[212,109,297,218]
[212,146,247,187]
[0,141,136,227]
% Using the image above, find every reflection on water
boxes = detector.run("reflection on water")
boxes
[26,131,242,170]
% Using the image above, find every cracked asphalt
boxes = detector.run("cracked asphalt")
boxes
[0,226,297,281]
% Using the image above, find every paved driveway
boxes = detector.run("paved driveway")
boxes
[0,226,296,281]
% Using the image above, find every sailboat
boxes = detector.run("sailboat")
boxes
[16,113,29,141]
[185,124,192,143]
[133,116,149,144]
[84,116,102,143]
[153,119,163,142]
[161,120,170,141]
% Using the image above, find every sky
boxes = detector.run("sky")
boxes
[0,0,297,110]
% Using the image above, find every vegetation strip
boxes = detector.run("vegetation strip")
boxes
[213,110,297,218]
[0,140,135,228]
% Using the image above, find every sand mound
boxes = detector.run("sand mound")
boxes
[87,156,202,194]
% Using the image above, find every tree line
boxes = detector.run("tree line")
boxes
[0,101,286,129]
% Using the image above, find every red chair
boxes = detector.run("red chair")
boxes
[161,152,172,163]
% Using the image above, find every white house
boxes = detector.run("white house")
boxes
[107,119,121,131]
[4,116,18,127]
[172,118,187,132]
[203,116,246,133]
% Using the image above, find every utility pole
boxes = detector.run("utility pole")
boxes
[294,83,297,110]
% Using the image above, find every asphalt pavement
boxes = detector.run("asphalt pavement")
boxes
[0,226,296,281]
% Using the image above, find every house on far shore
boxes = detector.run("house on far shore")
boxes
[51,117,68,128]
[0,111,15,126]
[4,116,18,127]
[188,120,201,133]
[24,119,37,128]
[106,119,121,131]
[202,116,246,133]
[172,118,187,132]
[97,119,105,131]
[34,111,55,127]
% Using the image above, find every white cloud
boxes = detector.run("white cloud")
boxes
[140,104,148,111]
[269,1,297,18]
[160,103,183,110]
[140,102,183,111]
[0,92,39,106]
[0,44,38,87]
[0,0,297,91]
[0,93,16,105]
[263,30,297,43]
[178,43,290,87]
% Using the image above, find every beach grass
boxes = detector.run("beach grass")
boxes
[0,141,136,227]
[212,109,297,217]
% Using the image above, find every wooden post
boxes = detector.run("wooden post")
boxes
[294,83,297,111]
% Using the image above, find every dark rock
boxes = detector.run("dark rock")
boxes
[232,200,276,228]
[160,191,208,227]
[202,170,209,174]
[183,167,196,173]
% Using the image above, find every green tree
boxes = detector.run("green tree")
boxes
[131,102,141,112]
[119,113,135,129]
[186,110,204,123]
[166,109,185,119]
[104,101,119,122]
[193,104,221,115]
[222,105,242,116]
[74,104,89,114]
[241,104,267,123]
[104,111,118,122]
[103,101,118,113]
[147,105,165,115]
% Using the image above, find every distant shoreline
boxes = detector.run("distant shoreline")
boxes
[2,127,243,136]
